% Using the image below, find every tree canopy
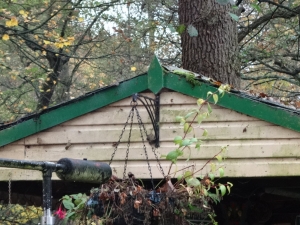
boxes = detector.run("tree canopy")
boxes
[1,0,300,122]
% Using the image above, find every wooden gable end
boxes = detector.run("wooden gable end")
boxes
[1,91,300,181]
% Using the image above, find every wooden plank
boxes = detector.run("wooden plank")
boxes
[0,144,25,160]
[63,106,151,126]
[1,155,300,180]
[160,105,258,122]
[108,93,155,106]
[160,121,300,140]
[0,168,59,181]
[160,91,198,105]
[110,158,300,178]
[23,139,300,162]
[62,104,257,126]
[23,120,300,145]
[24,124,154,145]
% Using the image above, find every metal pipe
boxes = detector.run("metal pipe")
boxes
[56,158,112,183]
[0,158,65,172]
[41,168,55,225]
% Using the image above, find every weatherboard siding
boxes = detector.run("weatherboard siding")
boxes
[0,91,300,180]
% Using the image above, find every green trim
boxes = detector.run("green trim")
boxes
[147,56,164,94]
[1,58,300,147]
[164,73,300,132]
[0,74,148,147]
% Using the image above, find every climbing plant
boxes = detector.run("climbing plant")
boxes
[55,84,232,225]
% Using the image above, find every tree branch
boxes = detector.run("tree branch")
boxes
[238,5,300,43]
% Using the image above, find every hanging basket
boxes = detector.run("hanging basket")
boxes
[84,174,214,225]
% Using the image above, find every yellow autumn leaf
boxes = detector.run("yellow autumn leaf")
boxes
[19,10,25,15]
[43,40,50,45]
[78,17,84,22]
[131,66,137,72]
[67,37,75,41]
[5,20,12,27]
[46,89,51,92]
[6,17,18,27]
[53,80,57,85]
[2,34,9,41]
[34,35,39,40]
[55,42,64,48]
[63,41,71,46]
[42,50,47,56]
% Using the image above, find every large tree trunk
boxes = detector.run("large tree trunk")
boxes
[179,0,240,88]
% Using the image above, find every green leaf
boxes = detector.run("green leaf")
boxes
[219,168,224,177]
[187,177,201,187]
[209,173,215,181]
[166,150,180,162]
[207,102,212,114]
[197,98,205,106]
[74,199,82,206]
[197,113,207,124]
[210,163,216,172]
[216,0,230,5]
[229,12,239,21]
[202,129,208,136]
[207,91,213,97]
[208,193,221,204]
[215,155,222,162]
[176,24,186,34]
[181,139,190,146]
[195,142,201,151]
[186,146,191,162]
[187,24,198,37]
[251,3,261,12]
[185,111,196,119]
[189,204,204,213]
[66,211,75,219]
[219,184,226,196]
[227,182,233,187]
[226,185,231,194]
[175,116,183,122]
[176,148,184,156]
[212,94,218,104]
[190,137,198,143]
[63,195,71,200]
[184,123,192,133]
[177,174,183,180]
[180,118,186,125]
[174,136,183,145]
[62,199,74,210]
[184,170,193,181]
[218,88,224,95]
[203,188,208,196]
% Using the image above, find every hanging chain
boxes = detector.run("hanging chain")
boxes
[8,172,11,205]
[123,106,135,179]
[135,106,155,189]
[109,103,134,165]
[109,93,164,185]
[135,106,165,178]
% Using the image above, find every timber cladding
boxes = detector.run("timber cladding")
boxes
[1,91,300,181]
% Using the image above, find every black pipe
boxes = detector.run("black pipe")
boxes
[56,158,112,183]
[0,158,65,172]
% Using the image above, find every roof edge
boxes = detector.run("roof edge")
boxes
[164,73,300,133]
[0,74,148,147]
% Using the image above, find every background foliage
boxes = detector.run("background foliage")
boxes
[1,0,300,122]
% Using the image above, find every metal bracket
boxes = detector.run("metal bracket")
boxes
[132,93,160,148]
